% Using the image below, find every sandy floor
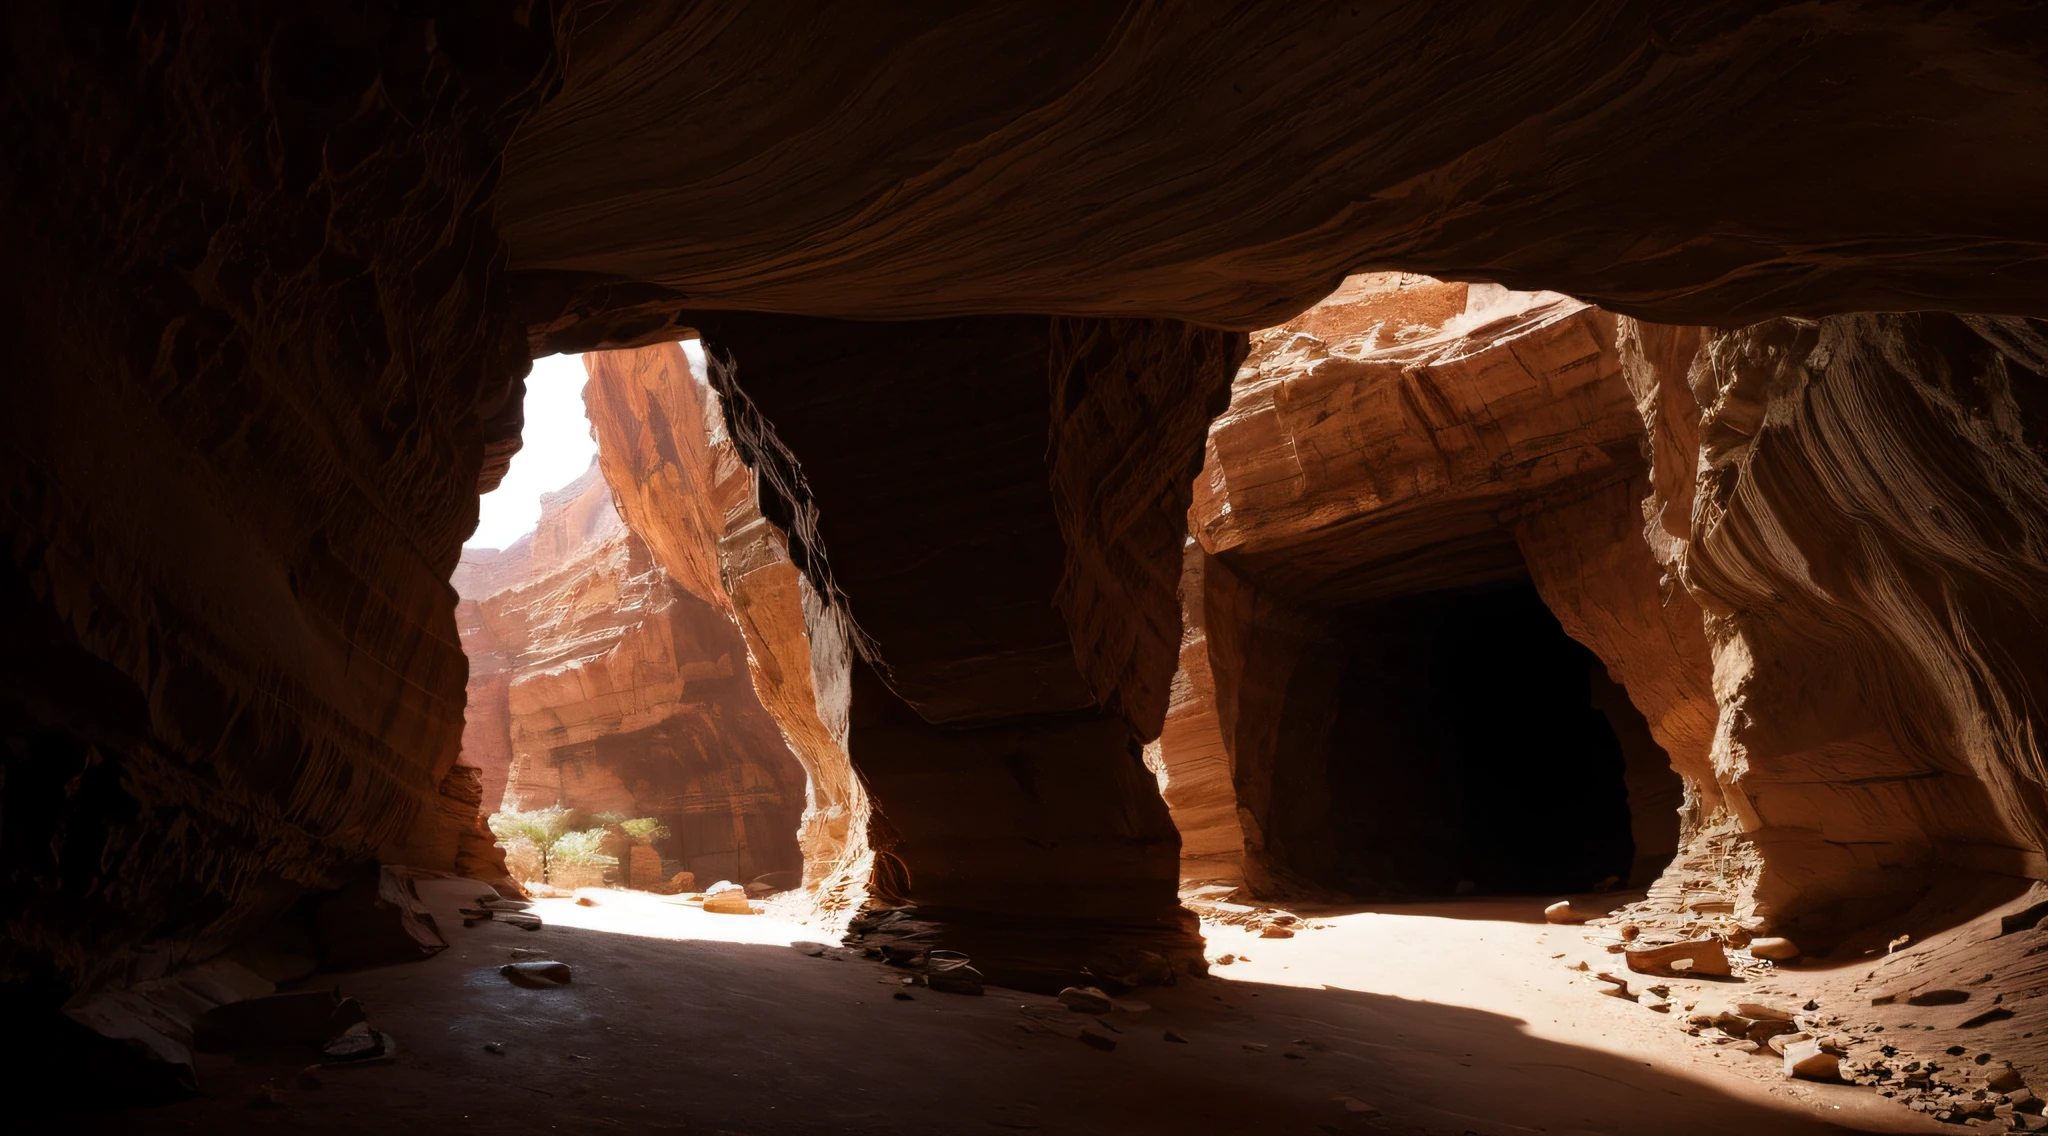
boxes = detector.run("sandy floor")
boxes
[61,883,1949,1136]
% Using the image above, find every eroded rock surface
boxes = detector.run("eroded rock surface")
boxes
[1625,313,2048,943]
[582,343,872,909]
[454,468,807,889]
[1159,275,1696,896]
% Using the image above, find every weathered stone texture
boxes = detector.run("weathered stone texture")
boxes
[1160,275,1696,895]
[0,5,546,997]
[582,343,873,907]
[455,472,808,889]
[1629,313,2048,941]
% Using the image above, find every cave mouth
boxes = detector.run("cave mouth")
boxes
[1319,578,1677,898]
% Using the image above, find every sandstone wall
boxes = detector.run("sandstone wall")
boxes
[456,472,808,890]
[582,343,873,911]
[1625,313,2048,942]
[501,3,2048,328]
[0,6,547,998]
[1159,274,1703,895]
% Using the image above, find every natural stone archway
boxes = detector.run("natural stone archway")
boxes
[613,312,1246,988]
[1155,275,1701,897]
[9,6,2048,1105]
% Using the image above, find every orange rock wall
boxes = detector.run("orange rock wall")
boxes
[1160,275,1702,895]
[1627,313,2048,941]
[456,471,808,888]
[583,343,873,909]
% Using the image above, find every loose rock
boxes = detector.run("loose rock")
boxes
[1058,986,1115,1014]
[1543,900,1594,924]
[500,960,573,987]
[1078,1029,1117,1052]
[1748,936,1800,961]
[1784,1037,1842,1082]
[1624,938,1731,977]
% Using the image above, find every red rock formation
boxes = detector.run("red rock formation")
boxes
[455,470,809,890]
[1623,313,2048,942]
[1159,275,1699,896]
[503,4,2048,334]
[582,344,872,910]
[0,6,547,1001]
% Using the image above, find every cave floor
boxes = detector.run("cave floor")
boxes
[67,884,1948,1136]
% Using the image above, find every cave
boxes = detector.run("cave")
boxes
[9,5,2048,1133]
[1311,579,1675,897]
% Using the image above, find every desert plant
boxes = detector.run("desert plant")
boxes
[489,806,616,883]
[591,811,628,828]
[619,816,672,845]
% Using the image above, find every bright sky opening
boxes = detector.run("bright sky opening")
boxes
[467,353,597,549]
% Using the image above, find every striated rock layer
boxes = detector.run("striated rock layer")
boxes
[583,343,872,911]
[1625,313,2048,943]
[503,2,2048,332]
[1158,275,1698,897]
[0,6,545,1003]
[454,468,807,890]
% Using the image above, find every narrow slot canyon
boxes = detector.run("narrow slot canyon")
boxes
[8,7,2048,1134]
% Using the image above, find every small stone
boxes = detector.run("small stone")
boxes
[1078,1029,1117,1052]
[249,1084,287,1110]
[1214,954,1235,966]
[1163,1030,1188,1043]
[1784,1038,1842,1082]
[893,991,913,1001]
[1625,938,1732,977]
[1988,1065,2026,1093]
[1543,900,1593,924]
[1909,989,1971,1007]
[500,960,573,986]
[1058,986,1115,1015]
[483,1042,506,1055]
[575,896,596,906]
[1749,936,1800,961]
[1259,925,1295,939]
[1334,1096,1381,1116]
[1283,1051,1307,1060]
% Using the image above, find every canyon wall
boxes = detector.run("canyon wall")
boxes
[0,7,548,1001]
[454,466,807,890]
[583,343,873,911]
[1626,313,2048,942]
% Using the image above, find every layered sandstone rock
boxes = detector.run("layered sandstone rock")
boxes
[1158,274,1700,896]
[583,344,872,911]
[1623,313,2048,942]
[454,468,807,890]
[0,6,548,1002]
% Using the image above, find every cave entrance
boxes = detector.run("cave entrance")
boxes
[1319,577,1680,897]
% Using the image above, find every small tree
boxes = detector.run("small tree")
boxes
[620,817,671,845]
[489,806,616,884]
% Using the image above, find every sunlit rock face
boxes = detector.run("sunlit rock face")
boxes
[1627,313,2048,943]
[1158,275,1698,897]
[0,6,548,999]
[582,344,873,911]
[454,469,806,888]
